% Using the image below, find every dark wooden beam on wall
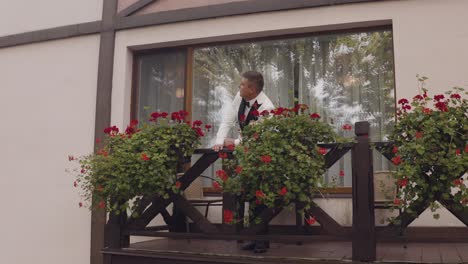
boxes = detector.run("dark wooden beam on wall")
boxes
[0,21,101,48]
[117,0,158,17]
[114,0,389,30]
[92,1,118,264]
[0,0,389,49]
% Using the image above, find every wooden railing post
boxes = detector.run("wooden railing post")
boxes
[104,209,129,249]
[351,121,376,261]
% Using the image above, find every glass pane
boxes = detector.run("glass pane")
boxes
[137,51,186,120]
[192,30,395,187]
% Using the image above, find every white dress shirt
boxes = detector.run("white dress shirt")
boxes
[215,91,275,145]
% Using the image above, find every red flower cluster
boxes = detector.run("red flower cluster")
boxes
[413,95,424,101]
[255,190,266,199]
[98,200,106,209]
[435,101,448,112]
[175,181,182,189]
[223,209,233,224]
[271,107,288,116]
[318,147,327,155]
[392,146,398,154]
[433,94,445,101]
[125,119,139,136]
[397,178,408,187]
[392,155,402,165]
[292,104,308,113]
[454,179,463,187]
[310,113,321,119]
[279,186,288,196]
[218,152,228,159]
[415,131,423,139]
[305,216,316,225]
[216,169,228,182]
[97,149,108,157]
[422,108,432,114]
[251,110,260,117]
[150,112,168,121]
[104,125,119,135]
[450,93,461,99]
[398,98,411,111]
[212,181,221,189]
[227,144,235,151]
[141,153,150,161]
[261,155,272,163]
[455,149,461,156]
[260,110,270,117]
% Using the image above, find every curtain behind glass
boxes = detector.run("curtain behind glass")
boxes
[192,30,395,187]
[137,51,186,121]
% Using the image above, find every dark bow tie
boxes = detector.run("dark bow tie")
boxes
[241,99,250,108]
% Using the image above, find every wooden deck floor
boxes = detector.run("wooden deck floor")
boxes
[125,238,468,263]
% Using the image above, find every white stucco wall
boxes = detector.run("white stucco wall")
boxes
[111,0,468,227]
[0,0,103,37]
[0,35,100,264]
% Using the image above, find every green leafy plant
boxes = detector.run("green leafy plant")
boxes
[390,79,468,219]
[68,110,210,215]
[215,105,350,223]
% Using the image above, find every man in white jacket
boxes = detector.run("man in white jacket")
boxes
[212,71,275,151]
[212,71,275,253]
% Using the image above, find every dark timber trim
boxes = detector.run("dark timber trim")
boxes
[114,0,390,30]
[92,1,118,264]
[117,0,158,17]
[0,0,389,49]
[0,21,101,48]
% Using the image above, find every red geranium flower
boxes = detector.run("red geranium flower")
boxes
[339,170,345,177]
[223,209,233,224]
[415,131,423,139]
[392,156,402,165]
[397,178,408,187]
[398,98,409,105]
[434,94,445,101]
[422,108,432,114]
[103,127,112,134]
[130,119,138,127]
[279,186,288,196]
[218,152,228,159]
[305,216,316,225]
[194,127,205,137]
[216,170,229,182]
[456,149,461,156]
[193,120,203,126]
[175,181,182,188]
[260,110,270,116]
[454,179,463,187]
[205,124,212,130]
[413,95,424,101]
[141,153,150,161]
[261,155,272,163]
[160,112,168,118]
[213,181,221,189]
[98,200,106,209]
[171,112,181,121]
[435,101,448,112]
[393,198,401,206]
[227,144,235,151]
[450,93,461,99]
[310,113,321,119]
[318,148,327,155]
[178,110,189,118]
[256,190,266,199]
[235,166,243,174]
[392,146,398,154]
[251,110,260,117]
[402,105,411,111]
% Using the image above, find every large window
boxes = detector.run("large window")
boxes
[134,28,395,189]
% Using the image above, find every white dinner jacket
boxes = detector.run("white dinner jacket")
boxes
[215,91,275,145]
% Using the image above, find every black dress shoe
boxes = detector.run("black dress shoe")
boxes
[254,240,268,253]
[241,241,256,251]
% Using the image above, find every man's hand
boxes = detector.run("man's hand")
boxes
[212,144,224,152]
[224,138,235,146]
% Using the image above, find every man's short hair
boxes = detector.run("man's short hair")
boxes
[242,71,264,92]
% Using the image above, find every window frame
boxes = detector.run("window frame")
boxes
[130,24,396,196]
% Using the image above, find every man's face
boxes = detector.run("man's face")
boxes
[239,78,255,99]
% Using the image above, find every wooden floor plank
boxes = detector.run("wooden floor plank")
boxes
[129,238,468,263]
